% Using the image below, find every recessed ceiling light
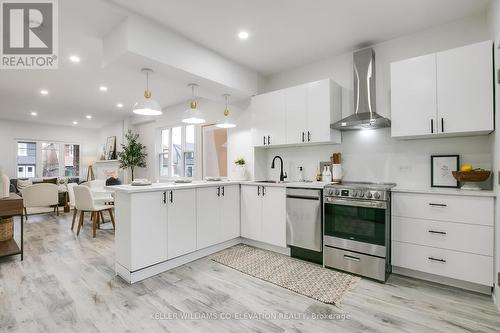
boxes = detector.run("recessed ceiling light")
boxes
[86,115,92,119]
[69,55,81,63]
[238,31,249,40]
[72,121,78,125]
[116,103,124,108]
[30,111,38,116]
[40,89,49,95]
[99,86,108,92]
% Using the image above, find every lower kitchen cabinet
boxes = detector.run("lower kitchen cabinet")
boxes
[241,185,286,247]
[197,185,240,249]
[167,189,197,259]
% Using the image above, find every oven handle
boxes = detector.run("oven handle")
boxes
[324,197,387,209]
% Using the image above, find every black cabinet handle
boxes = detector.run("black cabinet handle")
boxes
[429,203,447,207]
[169,191,173,203]
[162,191,166,204]
[263,136,266,145]
[268,136,271,145]
[262,186,266,196]
[257,186,261,196]
[441,118,444,132]
[221,186,225,196]
[302,132,305,142]
[428,230,447,235]
[428,257,446,263]
[430,119,434,133]
[217,186,221,197]
[308,131,311,142]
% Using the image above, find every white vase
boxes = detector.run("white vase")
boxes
[332,164,342,182]
[0,169,9,199]
[232,165,247,181]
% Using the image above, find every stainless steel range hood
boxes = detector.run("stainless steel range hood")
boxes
[331,48,391,130]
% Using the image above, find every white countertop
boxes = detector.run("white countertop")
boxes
[108,180,329,193]
[392,186,496,197]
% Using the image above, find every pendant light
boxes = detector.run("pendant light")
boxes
[216,94,236,128]
[133,68,162,116]
[182,83,205,124]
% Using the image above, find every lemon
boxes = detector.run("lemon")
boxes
[460,165,473,172]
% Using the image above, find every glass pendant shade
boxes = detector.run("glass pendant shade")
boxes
[182,84,206,124]
[215,94,236,128]
[133,68,162,116]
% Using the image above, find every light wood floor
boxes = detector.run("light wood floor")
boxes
[1,213,499,333]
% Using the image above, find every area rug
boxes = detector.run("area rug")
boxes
[211,244,361,305]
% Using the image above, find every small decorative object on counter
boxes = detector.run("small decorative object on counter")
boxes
[452,166,491,191]
[232,158,247,181]
[322,165,332,183]
[331,164,342,183]
[316,168,322,181]
[298,166,304,182]
[331,152,342,164]
[431,155,459,188]
[0,167,9,199]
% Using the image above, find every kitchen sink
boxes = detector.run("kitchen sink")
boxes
[253,180,289,184]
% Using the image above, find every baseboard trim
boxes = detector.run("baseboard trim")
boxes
[392,266,492,295]
[240,238,290,256]
[493,285,500,311]
[115,238,241,284]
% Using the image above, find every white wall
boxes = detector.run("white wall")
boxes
[487,0,500,308]
[132,98,253,181]
[0,119,100,178]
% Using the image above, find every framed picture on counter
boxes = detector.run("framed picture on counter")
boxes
[431,155,459,188]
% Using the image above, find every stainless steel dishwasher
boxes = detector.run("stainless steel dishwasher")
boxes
[286,188,323,264]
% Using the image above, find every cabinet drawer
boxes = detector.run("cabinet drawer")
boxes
[391,241,493,286]
[392,216,493,256]
[392,192,493,226]
[324,246,386,281]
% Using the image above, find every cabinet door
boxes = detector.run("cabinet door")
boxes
[285,84,308,144]
[391,54,437,137]
[307,79,333,143]
[196,186,221,249]
[251,94,268,147]
[261,186,286,247]
[436,41,493,134]
[240,185,262,241]
[167,189,196,259]
[219,185,240,242]
[266,90,286,145]
[128,191,168,271]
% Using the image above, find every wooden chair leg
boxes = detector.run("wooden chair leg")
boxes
[76,211,84,236]
[99,211,105,224]
[93,211,98,238]
[56,205,59,216]
[108,209,115,230]
[24,207,28,220]
[71,208,78,230]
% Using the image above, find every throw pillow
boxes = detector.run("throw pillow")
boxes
[17,179,32,192]
[42,178,58,184]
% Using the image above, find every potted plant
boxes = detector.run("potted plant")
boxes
[233,158,247,181]
[118,130,147,181]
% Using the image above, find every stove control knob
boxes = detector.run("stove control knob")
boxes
[335,189,340,195]
[352,191,358,197]
[366,192,372,199]
[374,192,381,199]
[359,191,365,198]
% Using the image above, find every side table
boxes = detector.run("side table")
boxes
[0,194,23,261]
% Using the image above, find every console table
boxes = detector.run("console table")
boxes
[0,194,23,261]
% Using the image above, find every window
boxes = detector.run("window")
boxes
[16,140,80,178]
[16,142,36,178]
[159,125,196,178]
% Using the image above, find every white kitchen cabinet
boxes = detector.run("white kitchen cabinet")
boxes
[390,40,493,139]
[436,41,493,134]
[391,54,437,137]
[251,90,286,147]
[240,185,286,247]
[260,186,287,247]
[252,79,341,147]
[167,189,196,259]
[197,185,240,249]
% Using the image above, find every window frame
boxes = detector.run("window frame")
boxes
[157,124,196,180]
[14,139,82,178]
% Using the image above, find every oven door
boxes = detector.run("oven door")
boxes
[324,197,387,247]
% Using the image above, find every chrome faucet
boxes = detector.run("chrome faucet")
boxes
[271,155,287,182]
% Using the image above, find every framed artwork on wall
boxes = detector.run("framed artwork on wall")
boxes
[431,155,459,188]
[105,136,116,160]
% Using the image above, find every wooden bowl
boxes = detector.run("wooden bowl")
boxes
[452,170,491,182]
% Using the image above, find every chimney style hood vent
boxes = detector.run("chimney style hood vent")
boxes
[331,48,391,130]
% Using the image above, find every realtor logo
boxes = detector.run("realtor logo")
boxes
[1,0,58,69]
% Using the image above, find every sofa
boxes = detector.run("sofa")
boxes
[10,177,81,207]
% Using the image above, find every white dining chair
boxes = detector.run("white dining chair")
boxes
[22,183,59,219]
[67,183,77,230]
[73,185,115,238]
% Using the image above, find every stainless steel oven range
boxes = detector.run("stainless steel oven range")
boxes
[323,182,396,282]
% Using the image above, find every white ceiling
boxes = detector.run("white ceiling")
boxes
[110,0,491,75]
[0,0,491,129]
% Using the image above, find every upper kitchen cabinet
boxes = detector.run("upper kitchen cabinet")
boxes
[391,41,493,139]
[252,79,342,147]
[251,90,286,147]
